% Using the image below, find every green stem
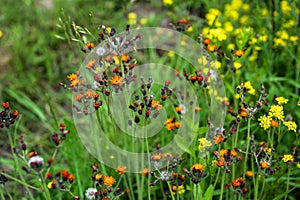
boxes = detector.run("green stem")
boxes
[284,166,291,200]
[167,181,175,200]
[251,156,257,200]
[219,172,225,200]
[277,121,281,145]
[0,187,6,200]
[8,131,35,200]
[243,118,251,179]
[0,172,43,192]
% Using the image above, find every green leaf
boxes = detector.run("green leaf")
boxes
[198,126,209,135]
[204,184,214,200]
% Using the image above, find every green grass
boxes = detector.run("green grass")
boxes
[0,0,300,199]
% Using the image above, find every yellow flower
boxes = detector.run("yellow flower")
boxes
[227,43,235,50]
[261,8,268,16]
[297,162,300,168]
[281,1,292,14]
[215,61,221,69]
[283,121,297,132]
[103,176,116,187]
[258,115,272,130]
[275,97,288,105]
[140,18,147,25]
[234,62,242,70]
[269,105,284,121]
[0,30,3,38]
[242,4,250,11]
[244,81,256,95]
[289,36,299,45]
[168,51,175,57]
[128,12,137,25]
[273,38,286,47]
[198,56,208,65]
[191,163,205,171]
[240,15,248,25]
[163,0,173,6]
[178,185,185,195]
[198,138,212,152]
[298,99,300,106]
[259,34,268,42]
[282,154,294,163]
[224,22,234,33]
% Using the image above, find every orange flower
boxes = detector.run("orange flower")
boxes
[203,38,211,45]
[2,102,9,109]
[216,157,225,167]
[85,42,94,50]
[271,120,279,128]
[85,90,95,98]
[139,168,149,176]
[232,177,245,187]
[28,151,38,158]
[95,173,103,181]
[74,94,83,101]
[67,73,77,81]
[151,153,162,161]
[260,160,270,169]
[116,165,127,174]
[246,171,253,177]
[61,169,69,180]
[86,59,97,69]
[239,107,247,118]
[174,121,181,128]
[191,163,204,171]
[166,123,175,130]
[151,100,162,110]
[213,134,224,144]
[103,176,115,187]
[207,45,217,52]
[110,75,123,85]
[70,79,80,87]
[68,174,75,183]
[219,149,228,157]
[234,49,245,57]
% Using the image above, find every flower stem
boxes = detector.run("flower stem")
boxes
[167,181,175,200]
[243,118,251,179]
[284,166,291,200]
[219,172,225,200]
[8,130,35,200]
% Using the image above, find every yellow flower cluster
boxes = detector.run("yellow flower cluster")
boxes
[275,96,288,105]
[258,97,297,132]
[244,81,255,95]
[198,138,212,152]
[283,121,297,133]
[282,154,294,162]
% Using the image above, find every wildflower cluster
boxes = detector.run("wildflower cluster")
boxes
[280,147,300,168]
[213,149,242,174]
[258,96,298,132]
[0,102,19,128]
[225,177,248,197]
[183,163,207,184]
[128,78,169,125]
[249,136,281,175]
[83,163,129,200]
[46,169,75,190]
[60,25,141,115]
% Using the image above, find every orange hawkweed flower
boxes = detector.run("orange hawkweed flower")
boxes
[86,59,97,69]
[70,79,80,87]
[216,157,225,167]
[234,49,245,57]
[28,151,38,158]
[95,173,103,181]
[260,160,270,169]
[207,45,217,52]
[86,42,94,50]
[246,171,253,177]
[116,165,127,174]
[203,38,210,45]
[213,134,224,144]
[61,169,69,180]
[239,107,248,118]
[68,174,75,183]
[151,100,162,110]
[110,75,123,85]
[74,94,83,101]
[174,121,181,128]
[151,153,162,161]
[103,176,116,187]
[191,163,204,171]
[271,120,279,128]
[232,177,245,187]
[67,73,77,81]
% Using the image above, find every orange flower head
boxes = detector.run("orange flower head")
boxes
[67,73,77,81]
[234,49,245,57]
[68,174,75,183]
[86,59,97,69]
[151,153,162,161]
[260,160,270,169]
[216,157,225,167]
[207,45,217,52]
[203,38,211,45]
[246,171,253,177]
[214,134,224,144]
[61,169,69,180]
[2,102,9,109]
[151,100,162,110]
[86,42,94,50]
[116,165,127,174]
[175,121,181,129]
[28,151,38,158]
[110,75,123,85]
[191,163,204,171]
[104,176,116,187]
[95,173,103,181]
[271,120,279,128]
